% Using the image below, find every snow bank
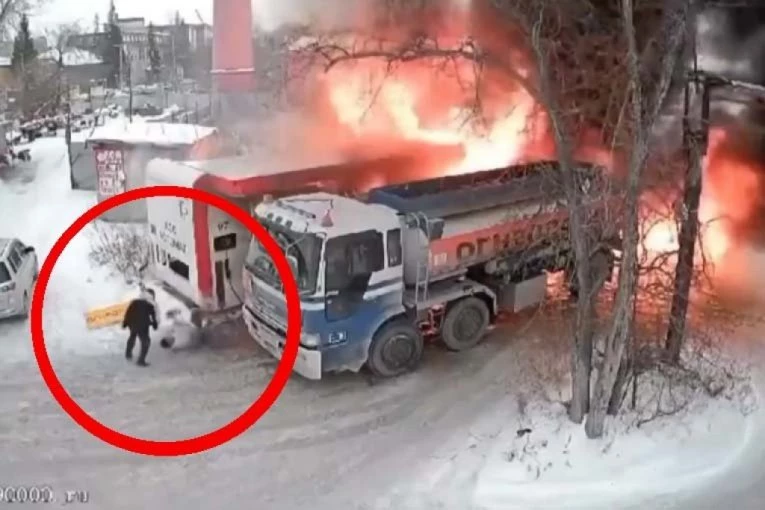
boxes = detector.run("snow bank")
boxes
[471,395,755,509]
[384,388,758,510]
[374,332,760,510]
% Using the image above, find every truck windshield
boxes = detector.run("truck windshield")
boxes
[244,220,321,295]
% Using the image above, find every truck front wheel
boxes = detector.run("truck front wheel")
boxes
[367,320,424,378]
[441,296,490,351]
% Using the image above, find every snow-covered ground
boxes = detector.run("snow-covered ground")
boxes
[0,138,764,509]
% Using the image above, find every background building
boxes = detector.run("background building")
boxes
[38,47,109,92]
[68,17,211,87]
[154,21,213,85]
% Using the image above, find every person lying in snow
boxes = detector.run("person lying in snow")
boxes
[158,307,203,351]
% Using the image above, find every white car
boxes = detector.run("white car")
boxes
[0,238,38,319]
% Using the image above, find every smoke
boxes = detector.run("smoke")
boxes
[252,0,358,31]
[697,7,765,83]
[252,0,471,32]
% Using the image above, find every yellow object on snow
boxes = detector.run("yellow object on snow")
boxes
[85,301,132,330]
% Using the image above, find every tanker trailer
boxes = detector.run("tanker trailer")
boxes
[242,160,620,380]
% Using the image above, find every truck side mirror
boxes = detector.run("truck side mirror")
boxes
[428,219,444,240]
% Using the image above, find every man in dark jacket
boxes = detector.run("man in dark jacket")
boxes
[121,288,158,367]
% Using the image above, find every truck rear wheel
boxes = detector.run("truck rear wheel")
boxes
[367,320,424,378]
[441,296,490,351]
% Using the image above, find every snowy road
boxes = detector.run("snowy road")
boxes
[0,138,763,509]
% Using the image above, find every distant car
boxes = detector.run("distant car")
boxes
[0,238,38,319]
[44,118,58,135]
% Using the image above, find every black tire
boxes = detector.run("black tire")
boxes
[367,320,424,378]
[441,296,490,351]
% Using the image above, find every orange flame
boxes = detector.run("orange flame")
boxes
[318,56,540,177]
[291,5,765,305]
[640,127,764,280]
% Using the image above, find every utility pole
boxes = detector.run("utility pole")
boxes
[666,68,763,360]
[171,34,177,91]
[664,0,763,360]
[115,43,123,90]
[126,48,133,122]
[64,77,73,177]
[666,0,704,362]
[20,52,25,118]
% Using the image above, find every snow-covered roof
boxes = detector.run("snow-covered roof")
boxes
[144,147,351,190]
[0,56,10,67]
[87,121,217,147]
[39,48,103,66]
[180,145,352,180]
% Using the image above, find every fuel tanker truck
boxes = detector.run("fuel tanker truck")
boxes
[242,160,621,379]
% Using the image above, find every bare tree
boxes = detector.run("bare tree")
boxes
[0,0,45,39]
[46,22,80,67]
[584,0,690,438]
[89,222,150,283]
[44,22,80,109]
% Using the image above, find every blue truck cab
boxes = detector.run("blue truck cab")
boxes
[242,192,408,379]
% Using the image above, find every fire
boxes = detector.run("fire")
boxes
[321,57,539,177]
[639,126,765,283]
[293,3,765,305]
[642,219,678,254]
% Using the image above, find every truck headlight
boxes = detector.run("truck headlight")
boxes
[328,331,347,345]
[301,333,320,347]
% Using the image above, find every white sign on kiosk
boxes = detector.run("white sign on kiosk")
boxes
[95,147,126,197]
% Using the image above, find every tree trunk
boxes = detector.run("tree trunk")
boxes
[570,291,594,422]
[584,0,689,438]
[585,181,639,437]
[666,136,702,362]
[528,12,595,423]
[607,354,630,415]
[585,0,644,434]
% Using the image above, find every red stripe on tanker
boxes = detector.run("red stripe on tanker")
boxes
[429,207,570,275]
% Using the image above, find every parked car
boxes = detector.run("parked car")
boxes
[43,118,59,136]
[0,238,38,319]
